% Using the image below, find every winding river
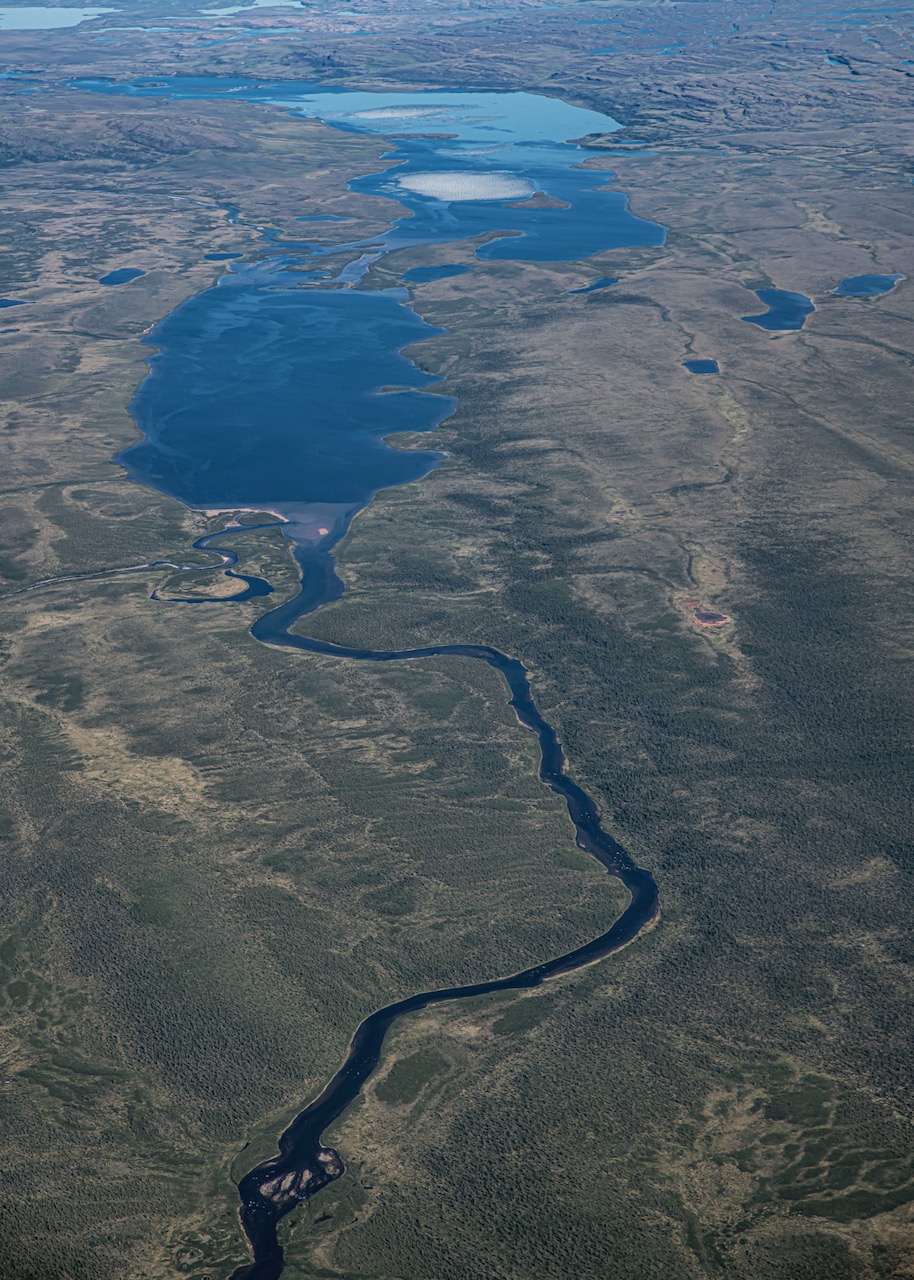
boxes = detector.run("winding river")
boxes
[57,77,666,1278]
[233,533,658,1280]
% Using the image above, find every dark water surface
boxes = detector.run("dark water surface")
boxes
[682,358,719,374]
[124,271,450,510]
[741,287,815,331]
[99,267,146,285]
[213,540,659,1280]
[70,75,665,1280]
[568,275,618,294]
[402,263,471,283]
[834,273,903,297]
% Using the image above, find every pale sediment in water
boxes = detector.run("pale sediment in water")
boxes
[349,104,470,120]
[396,170,536,201]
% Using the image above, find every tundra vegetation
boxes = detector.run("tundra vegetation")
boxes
[0,0,913,1277]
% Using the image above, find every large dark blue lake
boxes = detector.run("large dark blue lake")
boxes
[74,79,664,535]
[126,270,449,513]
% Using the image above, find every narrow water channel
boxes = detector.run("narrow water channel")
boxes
[218,533,659,1280]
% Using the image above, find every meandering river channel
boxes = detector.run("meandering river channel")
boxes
[64,78,665,1278]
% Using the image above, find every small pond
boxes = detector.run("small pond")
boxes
[742,288,814,331]
[403,264,471,283]
[567,276,617,295]
[834,273,903,297]
[99,268,146,286]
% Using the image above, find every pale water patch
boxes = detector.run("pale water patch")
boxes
[397,171,535,202]
[198,0,305,14]
[350,104,475,121]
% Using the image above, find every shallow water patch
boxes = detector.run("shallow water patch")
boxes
[396,170,535,201]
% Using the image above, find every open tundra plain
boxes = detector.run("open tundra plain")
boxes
[1,0,914,1277]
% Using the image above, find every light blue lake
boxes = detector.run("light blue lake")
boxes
[194,0,306,13]
[76,79,662,263]
[0,6,114,29]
